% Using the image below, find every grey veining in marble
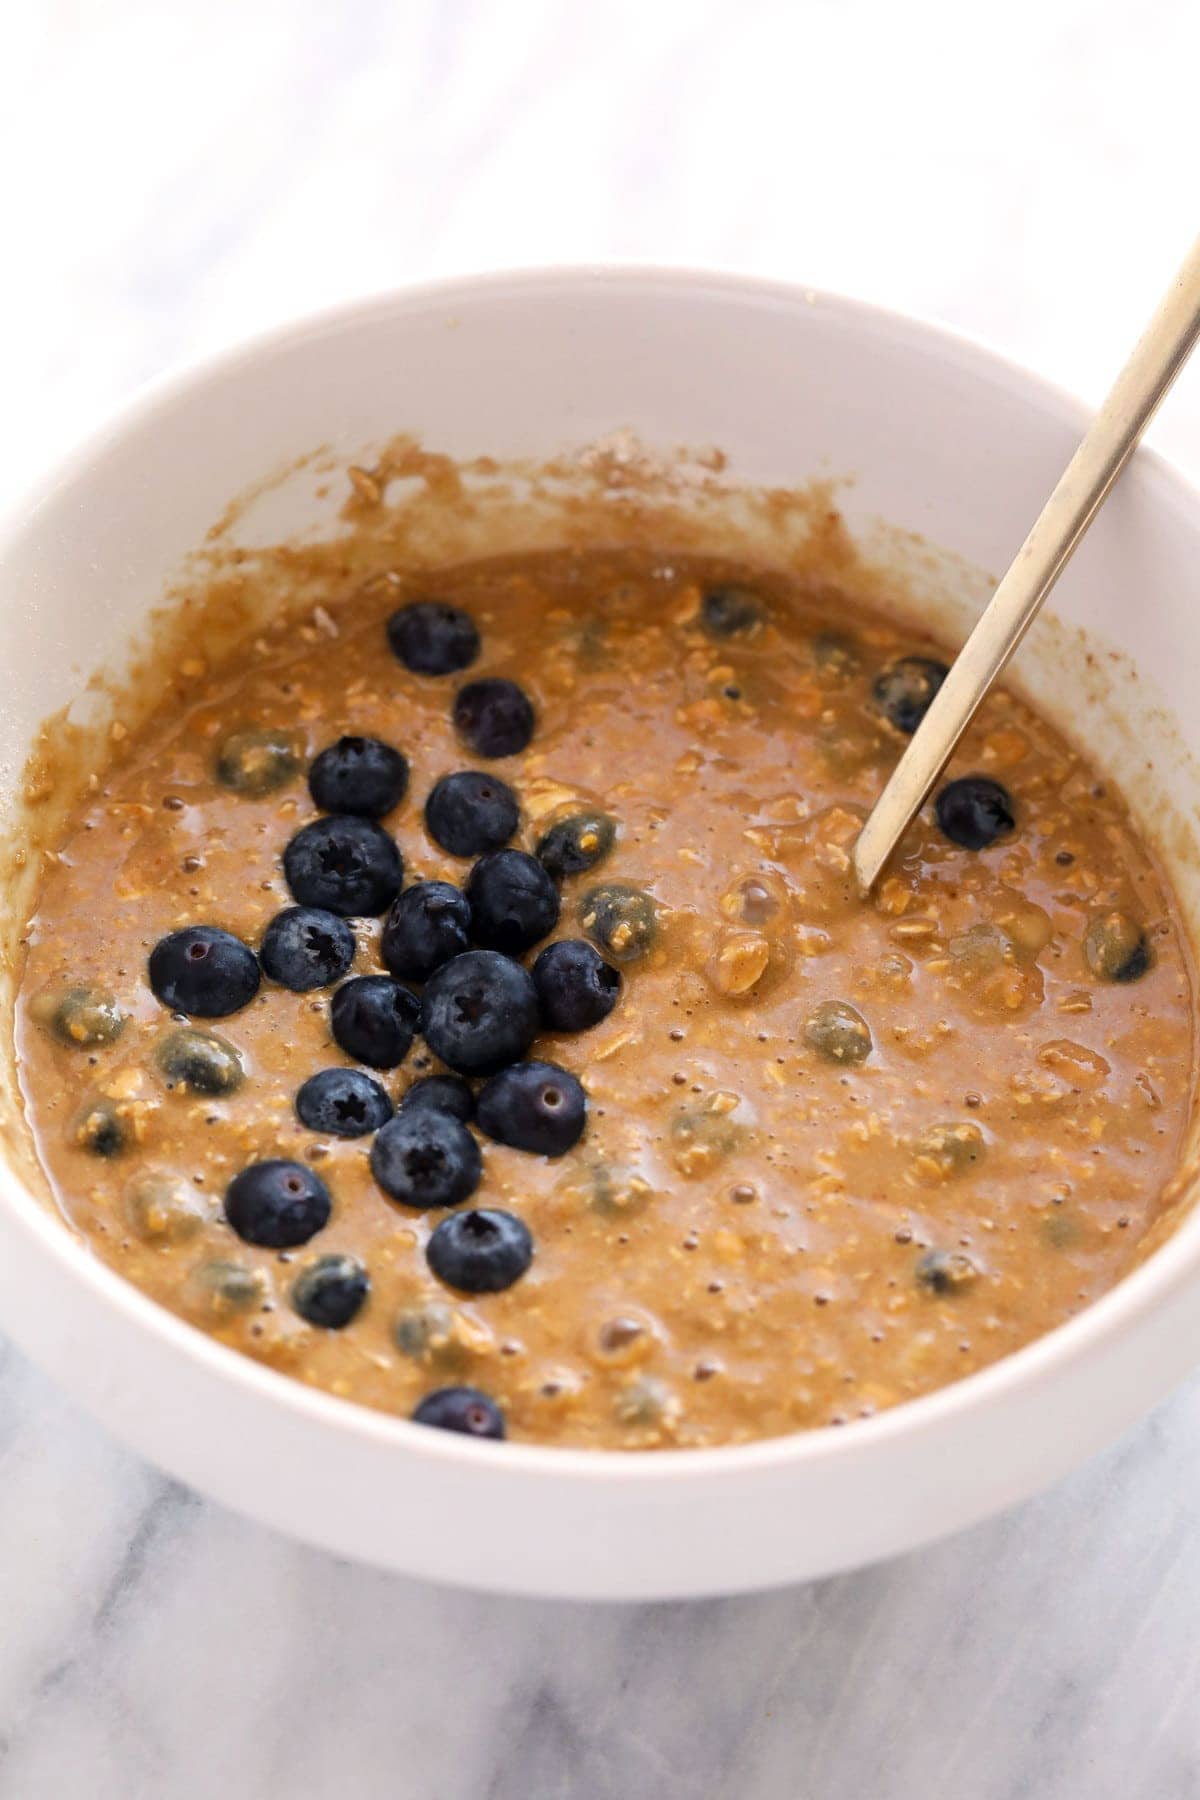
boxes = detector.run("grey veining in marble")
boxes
[4,1357,1200,1798]
[3,2,1200,1795]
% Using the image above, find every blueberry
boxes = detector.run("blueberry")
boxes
[1084,910,1151,983]
[291,1253,370,1328]
[215,727,301,796]
[615,1376,677,1428]
[477,1060,587,1156]
[811,632,861,682]
[388,600,480,675]
[283,815,402,917]
[574,1162,655,1218]
[805,999,872,1064]
[225,1159,332,1248]
[935,776,1015,851]
[381,881,472,981]
[308,735,409,819]
[453,678,535,758]
[295,1068,393,1137]
[370,1110,482,1210]
[425,1207,533,1293]
[45,985,126,1048]
[578,883,657,964]
[72,1098,127,1157]
[912,1121,986,1177]
[411,1385,505,1439]
[466,849,560,954]
[916,1249,979,1294]
[330,974,420,1068]
[532,939,621,1032]
[873,657,949,734]
[149,926,261,1017]
[425,771,519,857]
[420,950,539,1075]
[394,1301,457,1359]
[535,811,616,880]
[125,1172,213,1244]
[260,905,356,991]
[397,1074,475,1124]
[700,583,763,638]
[187,1258,269,1317]
[155,1026,244,1096]
[671,1104,742,1176]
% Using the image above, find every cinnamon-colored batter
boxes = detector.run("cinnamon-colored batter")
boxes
[14,545,1194,1447]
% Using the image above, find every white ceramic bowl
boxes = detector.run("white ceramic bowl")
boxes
[2,268,1200,1601]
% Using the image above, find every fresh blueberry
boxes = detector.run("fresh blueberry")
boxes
[873,657,949,734]
[397,1074,475,1124]
[155,1026,244,1096]
[466,849,560,954]
[308,735,409,819]
[935,776,1016,851]
[387,600,480,675]
[453,678,535,758]
[476,1060,587,1156]
[149,925,261,1017]
[425,1207,533,1293]
[225,1159,332,1248]
[421,950,539,1074]
[330,974,420,1068]
[296,1068,393,1137]
[283,815,402,916]
[381,881,472,981]
[411,1386,505,1439]
[214,727,301,796]
[425,770,519,857]
[291,1253,370,1328]
[700,583,763,638]
[370,1109,482,1209]
[578,883,658,964]
[532,939,621,1033]
[260,905,356,991]
[535,811,616,880]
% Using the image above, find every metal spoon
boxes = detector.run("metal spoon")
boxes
[852,233,1200,896]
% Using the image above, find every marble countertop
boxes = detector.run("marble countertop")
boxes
[4,3,1200,1794]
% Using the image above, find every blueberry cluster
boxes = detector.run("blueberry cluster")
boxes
[142,598,647,1442]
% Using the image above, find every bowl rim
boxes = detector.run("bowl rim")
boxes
[4,259,1200,1485]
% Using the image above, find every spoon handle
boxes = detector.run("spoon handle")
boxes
[852,233,1200,896]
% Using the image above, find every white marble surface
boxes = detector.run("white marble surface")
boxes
[4,2,1200,1794]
